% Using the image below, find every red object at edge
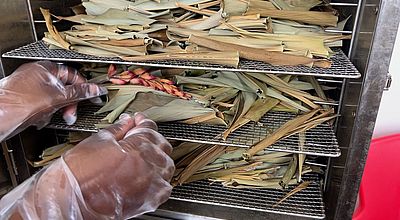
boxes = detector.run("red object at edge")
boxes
[353,134,400,220]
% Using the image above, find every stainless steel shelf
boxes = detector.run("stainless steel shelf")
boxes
[2,41,361,78]
[168,173,325,219]
[47,104,340,157]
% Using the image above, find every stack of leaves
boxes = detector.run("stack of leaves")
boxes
[93,65,218,125]
[172,142,321,189]
[176,70,336,139]
[171,134,322,204]
[95,84,220,126]
[40,0,350,68]
[95,64,336,140]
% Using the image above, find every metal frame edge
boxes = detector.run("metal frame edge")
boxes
[333,0,400,219]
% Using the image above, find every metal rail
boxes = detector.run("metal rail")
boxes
[47,105,340,157]
[170,173,325,219]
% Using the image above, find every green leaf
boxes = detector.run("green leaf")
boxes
[143,99,215,122]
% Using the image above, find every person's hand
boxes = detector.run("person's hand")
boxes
[64,113,175,218]
[0,113,175,220]
[0,61,107,141]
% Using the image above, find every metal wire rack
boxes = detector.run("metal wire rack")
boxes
[2,41,360,78]
[47,105,340,157]
[170,173,325,219]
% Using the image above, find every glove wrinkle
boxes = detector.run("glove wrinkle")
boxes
[0,61,107,142]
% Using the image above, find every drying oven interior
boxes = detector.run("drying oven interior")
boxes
[0,0,399,219]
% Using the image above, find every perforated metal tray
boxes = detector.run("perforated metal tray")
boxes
[2,41,361,78]
[170,173,325,219]
[47,105,340,157]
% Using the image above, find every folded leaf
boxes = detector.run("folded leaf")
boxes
[188,35,331,68]
[40,8,70,49]
[82,0,212,14]
[66,35,146,56]
[81,8,156,26]
[246,9,338,27]
[122,51,240,67]
[143,99,215,122]
[222,0,248,15]
[222,91,257,139]
[189,10,224,30]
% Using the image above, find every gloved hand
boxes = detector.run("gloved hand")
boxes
[0,113,175,219]
[0,61,107,142]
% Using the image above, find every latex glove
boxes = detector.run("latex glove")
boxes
[0,61,107,142]
[0,113,175,219]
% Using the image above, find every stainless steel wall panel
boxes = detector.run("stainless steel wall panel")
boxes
[328,0,400,219]
[0,0,36,76]
[0,0,37,191]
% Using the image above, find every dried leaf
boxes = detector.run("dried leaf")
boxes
[243,97,280,122]
[306,76,329,109]
[243,108,321,159]
[67,132,92,144]
[34,143,75,167]
[143,99,215,122]
[214,72,265,97]
[97,89,140,123]
[83,0,211,14]
[40,8,70,49]
[176,75,230,87]
[171,142,204,161]
[182,112,226,125]
[266,88,309,112]
[273,181,310,207]
[247,0,276,13]
[81,8,156,26]
[298,132,306,181]
[222,91,257,139]
[246,9,338,27]
[280,154,298,188]
[222,178,296,189]
[175,144,210,169]
[222,0,248,15]
[208,36,284,51]
[283,0,322,10]
[176,2,217,16]
[188,35,331,68]
[188,162,262,183]
[174,145,228,185]
[125,92,177,113]
[189,10,225,30]
[198,0,221,9]
[248,73,322,108]
[215,19,268,30]
[67,35,146,56]
[70,45,120,57]
[92,39,146,47]
[211,88,240,104]
[272,104,299,113]
[122,51,240,67]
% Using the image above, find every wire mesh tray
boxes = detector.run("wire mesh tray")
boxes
[3,40,360,78]
[47,105,340,157]
[170,173,325,219]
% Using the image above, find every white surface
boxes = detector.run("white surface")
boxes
[373,25,400,138]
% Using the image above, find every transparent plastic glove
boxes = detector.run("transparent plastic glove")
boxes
[0,113,175,219]
[0,61,107,142]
